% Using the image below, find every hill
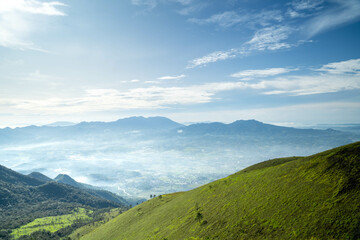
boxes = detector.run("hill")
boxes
[81,142,360,240]
[54,174,129,206]
[54,174,84,189]
[28,172,53,182]
[27,172,129,206]
[0,165,127,234]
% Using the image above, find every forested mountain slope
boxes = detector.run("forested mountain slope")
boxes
[0,165,126,233]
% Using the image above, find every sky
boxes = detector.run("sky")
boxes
[0,0,360,127]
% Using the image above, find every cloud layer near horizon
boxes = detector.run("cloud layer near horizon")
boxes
[1,58,359,114]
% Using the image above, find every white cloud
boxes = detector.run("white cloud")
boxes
[2,59,359,114]
[188,26,293,68]
[317,58,360,75]
[190,11,247,28]
[0,0,66,50]
[185,0,360,68]
[0,81,247,114]
[290,0,324,11]
[121,79,141,83]
[187,49,238,68]
[144,80,161,84]
[188,58,360,96]
[157,74,186,80]
[0,0,66,15]
[231,68,296,80]
[305,0,360,37]
[286,0,324,19]
[236,60,360,95]
[190,10,283,28]
[246,26,292,51]
[177,2,206,15]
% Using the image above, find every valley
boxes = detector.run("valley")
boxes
[0,117,358,199]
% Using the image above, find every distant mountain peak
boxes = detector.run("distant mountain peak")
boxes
[28,172,52,182]
[73,116,183,131]
[112,116,184,130]
[45,121,76,127]
[55,173,75,181]
[54,174,82,188]
[231,119,263,125]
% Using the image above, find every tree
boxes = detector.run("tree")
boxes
[196,212,203,223]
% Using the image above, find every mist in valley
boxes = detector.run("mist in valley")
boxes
[1,118,358,198]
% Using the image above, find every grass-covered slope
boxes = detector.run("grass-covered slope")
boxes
[81,142,360,240]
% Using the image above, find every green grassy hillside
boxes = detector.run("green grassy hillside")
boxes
[11,208,92,239]
[81,142,360,240]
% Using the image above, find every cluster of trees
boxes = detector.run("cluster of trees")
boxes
[149,194,162,199]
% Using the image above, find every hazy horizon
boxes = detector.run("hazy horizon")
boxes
[2,115,360,129]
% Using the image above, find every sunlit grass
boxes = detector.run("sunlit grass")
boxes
[11,208,93,239]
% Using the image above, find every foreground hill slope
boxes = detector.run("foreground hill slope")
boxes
[82,142,360,240]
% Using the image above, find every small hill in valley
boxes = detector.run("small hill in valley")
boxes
[28,172,53,182]
[55,174,84,189]
[54,174,129,206]
[81,142,360,240]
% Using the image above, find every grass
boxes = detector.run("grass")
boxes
[80,142,360,240]
[69,208,123,240]
[11,208,93,239]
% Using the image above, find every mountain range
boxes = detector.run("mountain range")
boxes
[1,116,358,140]
[1,116,359,199]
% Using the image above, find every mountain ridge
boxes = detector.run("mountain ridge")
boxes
[26,172,130,206]
[178,119,344,136]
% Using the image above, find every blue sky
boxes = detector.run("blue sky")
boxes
[0,0,360,127]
